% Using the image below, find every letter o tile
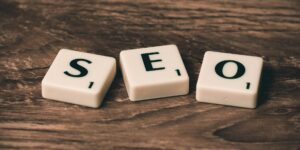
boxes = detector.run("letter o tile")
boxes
[196,51,263,108]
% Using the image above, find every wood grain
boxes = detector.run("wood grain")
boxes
[0,0,300,149]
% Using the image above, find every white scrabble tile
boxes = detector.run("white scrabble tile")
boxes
[120,45,189,101]
[196,51,263,108]
[42,49,116,108]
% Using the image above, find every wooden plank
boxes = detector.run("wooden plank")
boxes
[0,0,299,149]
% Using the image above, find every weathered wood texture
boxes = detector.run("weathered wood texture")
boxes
[0,0,300,149]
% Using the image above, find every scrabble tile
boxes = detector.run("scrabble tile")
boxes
[120,45,189,101]
[196,51,263,108]
[42,49,116,108]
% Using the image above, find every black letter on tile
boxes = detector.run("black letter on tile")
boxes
[246,82,251,89]
[215,60,245,79]
[64,58,92,77]
[89,82,94,89]
[175,69,181,76]
[141,52,165,71]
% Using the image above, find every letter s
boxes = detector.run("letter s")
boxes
[64,58,92,77]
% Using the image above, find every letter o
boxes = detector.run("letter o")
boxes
[215,60,245,79]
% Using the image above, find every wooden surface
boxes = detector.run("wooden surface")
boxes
[0,0,300,149]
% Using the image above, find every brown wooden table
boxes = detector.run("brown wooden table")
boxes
[1,0,300,149]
